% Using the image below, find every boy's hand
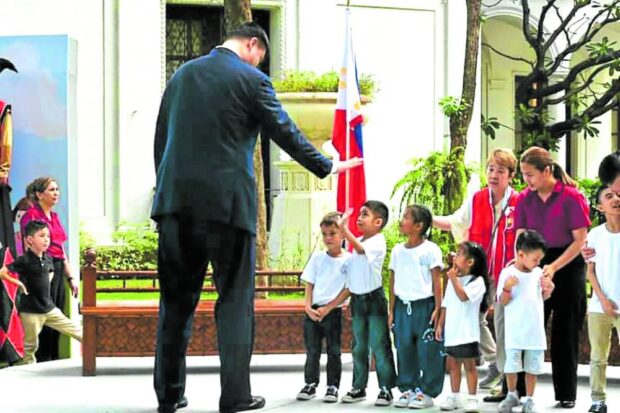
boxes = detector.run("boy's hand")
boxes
[316,305,331,321]
[504,275,519,289]
[434,325,443,341]
[541,276,555,300]
[447,265,459,279]
[16,280,28,295]
[337,208,353,229]
[602,298,618,318]
[305,305,320,321]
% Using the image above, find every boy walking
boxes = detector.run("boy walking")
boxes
[586,184,620,413]
[319,200,397,406]
[496,230,551,413]
[297,212,350,403]
[0,220,82,364]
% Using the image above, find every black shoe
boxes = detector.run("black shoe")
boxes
[324,386,338,403]
[342,388,366,403]
[375,387,393,406]
[483,393,506,403]
[296,383,317,401]
[157,396,188,413]
[220,396,266,413]
[589,401,607,413]
[558,400,575,409]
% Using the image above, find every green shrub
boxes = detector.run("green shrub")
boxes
[273,70,378,99]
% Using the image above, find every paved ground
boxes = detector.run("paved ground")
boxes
[2,354,620,412]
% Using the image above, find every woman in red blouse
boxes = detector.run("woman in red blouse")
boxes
[20,177,78,362]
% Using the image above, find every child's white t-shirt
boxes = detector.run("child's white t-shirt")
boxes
[441,275,486,347]
[301,250,350,306]
[587,223,620,314]
[343,233,386,295]
[389,240,443,302]
[496,265,546,350]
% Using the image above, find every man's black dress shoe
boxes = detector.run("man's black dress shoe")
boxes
[220,396,266,413]
[157,396,188,413]
[558,400,576,409]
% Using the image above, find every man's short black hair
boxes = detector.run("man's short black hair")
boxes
[516,230,547,254]
[226,22,270,54]
[24,220,48,238]
[598,150,620,185]
[362,200,389,229]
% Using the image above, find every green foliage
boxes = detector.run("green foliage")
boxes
[481,114,501,140]
[586,36,617,60]
[391,149,476,217]
[439,96,469,117]
[575,115,602,138]
[272,70,378,98]
[577,177,602,227]
[81,221,158,271]
[381,221,406,292]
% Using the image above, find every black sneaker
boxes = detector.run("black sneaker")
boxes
[375,387,393,407]
[296,383,317,401]
[342,388,366,403]
[324,386,338,403]
[589,401,607,413]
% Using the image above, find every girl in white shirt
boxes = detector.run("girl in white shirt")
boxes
[437,241,489,412]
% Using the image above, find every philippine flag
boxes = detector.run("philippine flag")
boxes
[331,8,366,237]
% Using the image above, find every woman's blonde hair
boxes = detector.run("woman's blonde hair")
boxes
[26,177,57,203]
[520,146,577,187]
[486,148,517,176]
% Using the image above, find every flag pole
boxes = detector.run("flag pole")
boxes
[345,7,351,222]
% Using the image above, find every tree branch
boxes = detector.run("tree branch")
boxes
[538,0,559,44]
[542,1,588,58]
[482,42,534,66]
[520,0,544,62]
[545,62,617,105]
[551,5,572,48]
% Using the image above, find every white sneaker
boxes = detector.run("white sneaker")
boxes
[498,393,520,413]
[409,388,434,409]
[439,394,462,411]
[464,396,479,412]
[522,398,538,413]
[394,390,413,408]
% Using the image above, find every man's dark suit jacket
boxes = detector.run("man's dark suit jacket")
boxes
[152,47,333,235]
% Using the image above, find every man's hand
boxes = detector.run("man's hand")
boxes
[0,176,8,186]
[333,158,363,174]
[504,275,519,289]
[602,298,618,318]
[305,305,320,321]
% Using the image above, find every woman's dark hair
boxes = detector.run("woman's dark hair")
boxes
[405,204,433,239]
[459,241,491,313]
[598,151,620,186]
[25,176,56,204]
[12,197,32,221]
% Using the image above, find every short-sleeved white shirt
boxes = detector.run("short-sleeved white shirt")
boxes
[441,275,486,347]
[301,251,350,306]
[389,240,443,301]
[496,265,546,350]
[587,224,620,314]
[344,233,386,295]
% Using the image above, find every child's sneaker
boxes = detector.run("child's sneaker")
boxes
[409,388,434,409]
[375,386,393,406]
[394,390,414,408]
[341,388,366,403]
[498,392,519,413]
[589,401,607,413]
[439,394,462,411]
[296,383,317,400]
[522,397,538,413]
[324,386,338,403]
[464,396,479,412]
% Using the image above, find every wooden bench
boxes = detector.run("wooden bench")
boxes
[80,249,352,376]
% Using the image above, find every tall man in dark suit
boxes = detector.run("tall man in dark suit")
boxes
[152,23,362,413]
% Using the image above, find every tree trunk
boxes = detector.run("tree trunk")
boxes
[224,1,270,295]
[446,0,481,214]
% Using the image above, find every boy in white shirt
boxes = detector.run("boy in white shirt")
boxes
[497,230,551,413]
[319,200,397,406]
[296,212,350,403]
[586,184,620,413]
